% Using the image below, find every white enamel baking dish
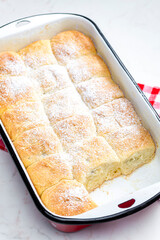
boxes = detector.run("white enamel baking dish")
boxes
[0,13,160,233]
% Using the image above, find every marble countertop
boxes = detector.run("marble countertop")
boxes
[0,0,160,239]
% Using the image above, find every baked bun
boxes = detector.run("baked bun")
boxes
[14,126,62,167]
[104,125,155,175]
[51,30,96,65]
[77,77,124,109]
[42,87,88,126]
[19,40,57,68]
[1,101,49,141]
[71,136,120,192]
[53,114,96,150]
[31,64,72,94]
[92,98,142,135]
[0,51,26,76]
[41,180,97,216]
[0,75,38,116]
[27,153,73,195]
[67,54,111,84]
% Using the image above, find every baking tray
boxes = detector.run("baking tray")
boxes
[0,13,160,232]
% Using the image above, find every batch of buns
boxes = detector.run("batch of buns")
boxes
[0,31,156,216]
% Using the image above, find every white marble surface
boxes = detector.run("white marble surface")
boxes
[0,0,160,239]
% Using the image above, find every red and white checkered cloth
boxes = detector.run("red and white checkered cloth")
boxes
[138,84,160,115]
[0,83,160,152]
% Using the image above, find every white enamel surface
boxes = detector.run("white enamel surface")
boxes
[0,1,160,239]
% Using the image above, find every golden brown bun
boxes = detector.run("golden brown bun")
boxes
[104,125,156,175]
[19,40,57,68]
[77,77,124,109]
[27,153,73,195]
[70,136,120,192]
[51,31,96,65]
[67,54,111,83]
[53,114,96,150]
[1,101,49,141]
[14,126,62,168]
[31,64,72,94]
[0,76,38,116]
[0,51,26,76]
[92,98,141,135]
[41,180,97,216]
[42,87,88,126]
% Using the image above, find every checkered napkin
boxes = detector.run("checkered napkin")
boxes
[0,83,160,152]
[138,84,160,115]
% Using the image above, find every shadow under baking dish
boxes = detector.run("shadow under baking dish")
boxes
[0,13,160,231]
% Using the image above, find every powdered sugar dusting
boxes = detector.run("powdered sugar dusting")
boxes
[52,43,78,65]
[42,87,89,125]
[104,125,150,159]
[53,180,91,210]
[112,98,141,126]
[92,103,120,134]
[67,55,110,84]
[7,76,33,95]
[23,54,55,69]
[59,185,87,203]
[51,30,96,65]
[31,64,74,94]
[0,52,26,76]
[0,76,38,113]
[19,40,57,69]
[53,114,96,149]
[77,77,124,109]
[0,60,26,76]
[67,58,92,83]
[42,179,95,216]
[14,126,62,162]
[92,98,142,135]
[1,101,50,141]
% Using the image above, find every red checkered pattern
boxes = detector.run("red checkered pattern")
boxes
[0,83,160,152]
[138,84,160,115]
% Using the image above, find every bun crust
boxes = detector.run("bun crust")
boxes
[41,180,97,216]
[27,154,73,195]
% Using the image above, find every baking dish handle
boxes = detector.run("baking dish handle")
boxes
[0,14,65,36]
[77,182,160,219]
